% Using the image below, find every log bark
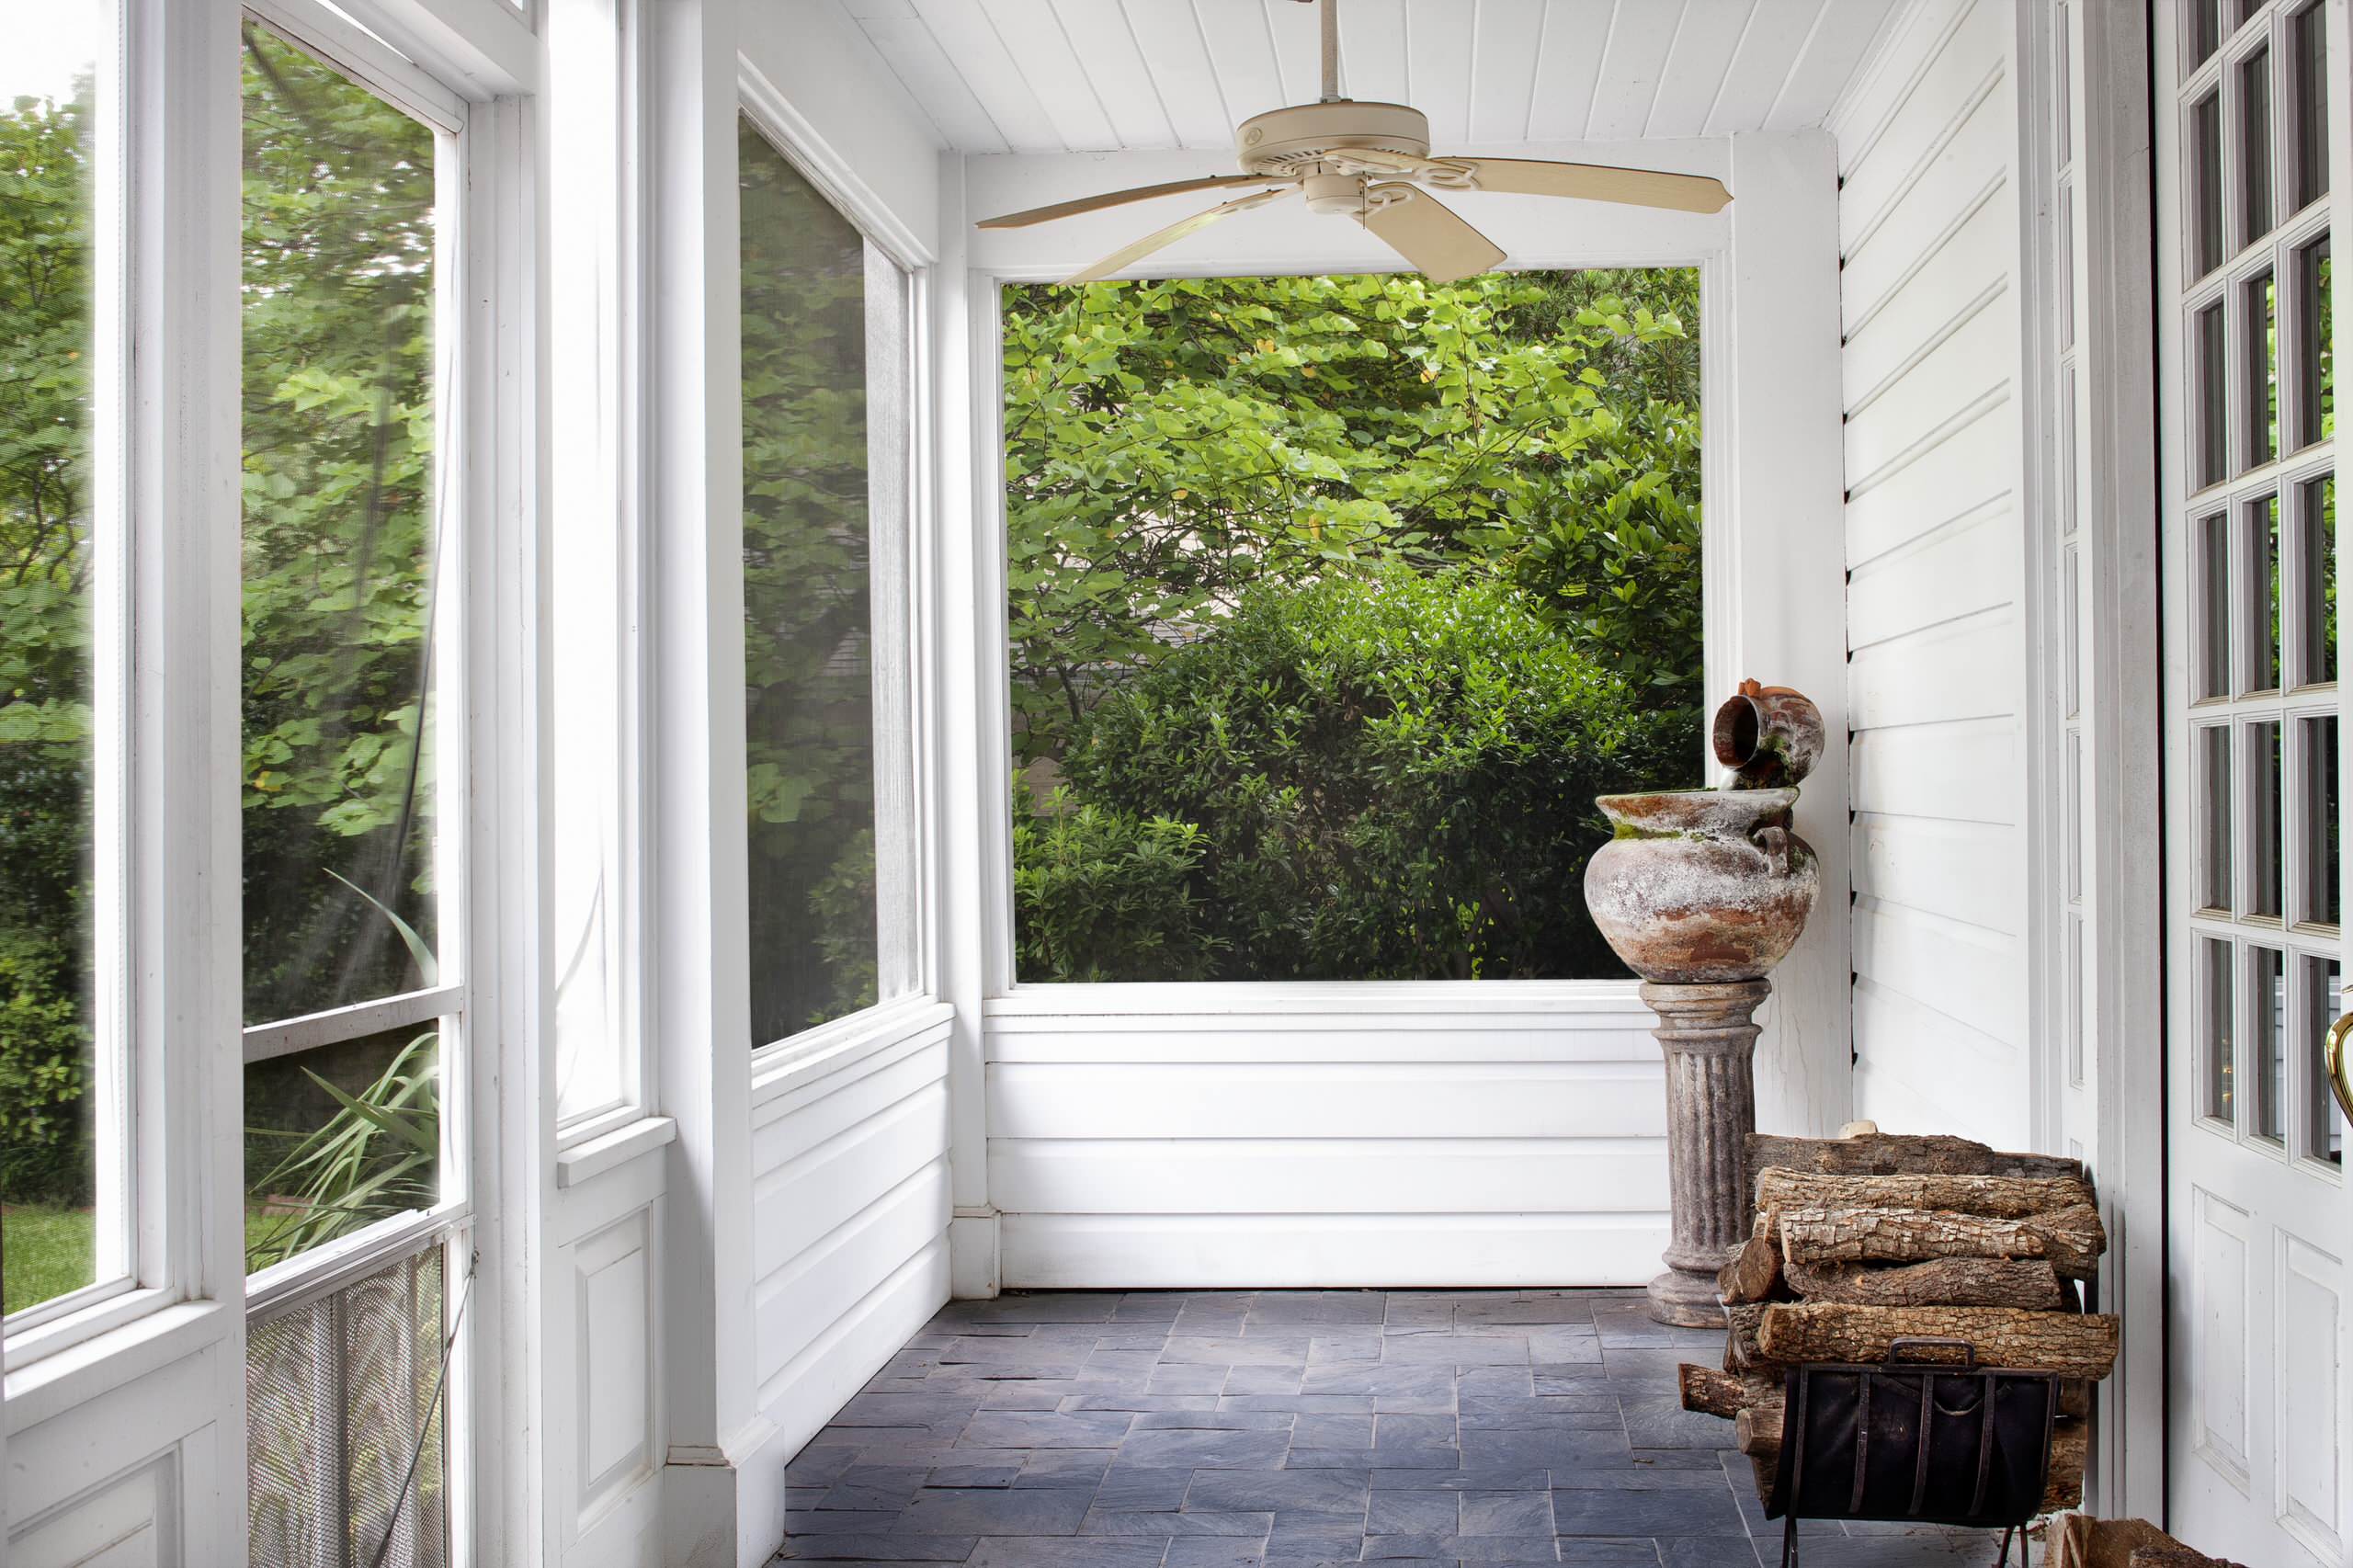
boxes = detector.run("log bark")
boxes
[1780,1256,2068,1310]
[2045,1514,2245,1568]
[2043,1418,2089,1512]
[1718,1210,1784,1304]
[1756,1168,2097,1221]
[1778,1202,2108,1278]
[1677,1362,1779,1420]
[1734,1403,1781,1456]
[1723,1302,1769,1370]
[1755,1303,2120,1379]
[1746,1131,2085,1184]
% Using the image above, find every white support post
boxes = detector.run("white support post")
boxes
[932,154,1003,1298]
[645,0,759,1560]
[1722,130,1856,1141]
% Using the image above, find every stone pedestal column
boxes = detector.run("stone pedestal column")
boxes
[1639,979,1770,1327]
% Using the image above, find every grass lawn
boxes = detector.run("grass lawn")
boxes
[4,1205,297,1315]
[1,1206,95,1316]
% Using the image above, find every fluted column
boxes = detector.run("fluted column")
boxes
[1640,979,1770,1326]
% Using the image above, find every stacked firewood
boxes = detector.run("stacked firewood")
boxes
[2046,1515,2249,1568]
[1678,1129,2121,1511]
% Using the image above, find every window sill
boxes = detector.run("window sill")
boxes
[556,1114,678,1188]
[4,1296,230,1437]
[751,995,955,1112]
[983,978,1651,1018]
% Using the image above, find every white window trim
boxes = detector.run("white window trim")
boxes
[736,57,947,1074]
[549,0,654,1146]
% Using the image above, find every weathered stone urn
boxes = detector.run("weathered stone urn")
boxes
[1582,788,1818,983]
[1583,682,1825,1325]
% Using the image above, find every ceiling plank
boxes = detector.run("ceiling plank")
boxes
[842,0,1012,153]
[1336,0,1410,107]
[909,0,1065,152]
[1646,0,1758,138]
[1524,0,1614,142]
[1263,0,1321,107]
[1120,0,1236,147]
[1044,0,1180,149]
[1404,0,1474,145]
[978,0,1122,151]
[1701,0,1823,137]
[1586,0,1688,140]
[1767,0,1904,130]
[1194,0,1291,124]
[1468,0,1547,143]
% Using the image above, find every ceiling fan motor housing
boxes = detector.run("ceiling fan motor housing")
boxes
[1235,100,1432,176]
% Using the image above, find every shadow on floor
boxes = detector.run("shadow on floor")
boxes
[774,1288,2023,1567]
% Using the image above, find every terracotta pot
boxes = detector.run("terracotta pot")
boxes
[1583,787,1819,983]
[1713,680,1824,789]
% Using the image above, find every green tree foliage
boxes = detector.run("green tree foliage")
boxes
[239,20,440,1025]
[3,31,451,1221]
[738,118,882,1041]
[1053,567,1687,981]
[1003,269,1705,982]
[0,77,97,1202]
[1002,268,1703,767]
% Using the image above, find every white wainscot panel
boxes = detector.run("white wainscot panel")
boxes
[2279,1233,2346,1559]
[2195,1186,2255,1489]
[10,1457,176,1568]
[6,1338,227,1568]
[551,1141,667,1568]
[577,1209,656,1513]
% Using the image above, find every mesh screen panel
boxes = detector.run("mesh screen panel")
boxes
[247,1245,448,1568]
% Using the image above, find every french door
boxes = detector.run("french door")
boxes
[2157,1,2353,1561]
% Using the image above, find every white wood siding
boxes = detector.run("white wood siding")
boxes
[1835,0,2034,1148]
[732,1010,956,1558]
[983,990,1671,1288]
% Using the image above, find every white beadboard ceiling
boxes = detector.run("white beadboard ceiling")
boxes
[835,0,1908,155]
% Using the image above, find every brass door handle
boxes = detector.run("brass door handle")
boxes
[2327,1013,2353,1125]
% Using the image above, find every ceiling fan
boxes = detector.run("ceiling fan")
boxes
[975,0,1732,286]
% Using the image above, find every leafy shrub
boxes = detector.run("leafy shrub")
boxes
[1040,566,1691,981]
[0,945,90,1202]
[1011,791,1222,983]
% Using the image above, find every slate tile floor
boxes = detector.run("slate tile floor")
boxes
[772,1288,2026,1567]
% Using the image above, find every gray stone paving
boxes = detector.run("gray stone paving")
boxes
[772,1289,2022,1567]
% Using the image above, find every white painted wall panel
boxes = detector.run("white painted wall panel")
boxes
[1835,0,2033,1145]
[985,994,1671,1288]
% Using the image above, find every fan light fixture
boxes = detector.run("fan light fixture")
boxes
[976,0,1732,285]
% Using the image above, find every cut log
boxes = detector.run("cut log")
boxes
[2043,1418,2089,1512]
[1718,1210,1784,1304]
[1734,1403,1781,1456]
[1779,1202,2108,1278]
[2047,1517,2249,1568]
[1747,1451,1778,1504]
[1756,1168,2097,1221]
[1781,1256,2067,1310]
[1746,1131,2085,1184]
[1677,1362,1779,1420]
[1755,1303,2120,1380]
[1723,1302,1769,1370]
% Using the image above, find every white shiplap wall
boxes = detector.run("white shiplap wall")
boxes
[984,989,1673,1289]
[1836,0,2033,1148]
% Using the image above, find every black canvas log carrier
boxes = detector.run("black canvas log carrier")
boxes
[1768,1337,2061,1568]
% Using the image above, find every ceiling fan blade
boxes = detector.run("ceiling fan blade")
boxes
[1450,157,1731,213]
[1061,187,1299,285]
[1361,186,1506,284]
[979,174,1295,230]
